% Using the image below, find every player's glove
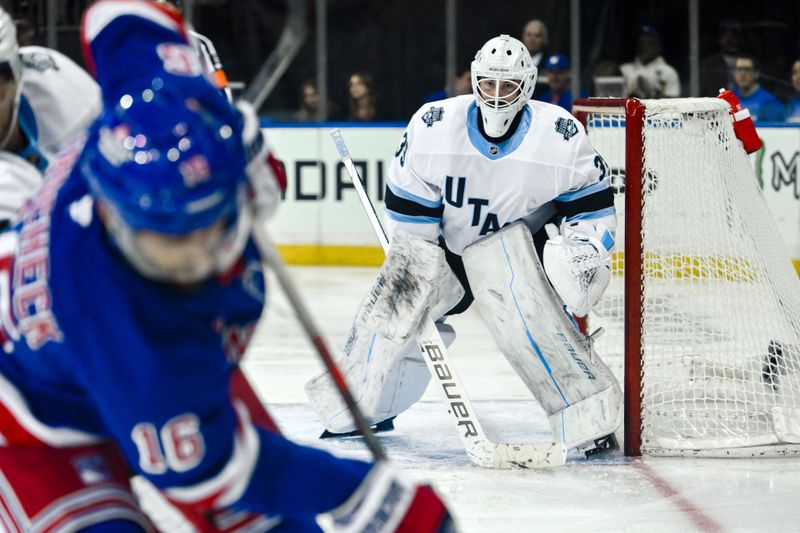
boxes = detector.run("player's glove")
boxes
[236,101,286,221]
[329,461,455,533]
[543,220,613,318]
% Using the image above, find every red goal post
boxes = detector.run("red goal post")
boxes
[572,97,800,457]
[572,98,645,456]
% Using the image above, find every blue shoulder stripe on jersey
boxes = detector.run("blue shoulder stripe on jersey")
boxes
[385,209,441,224]
[17,95,45,169]
[385,185,444,221]
[555,179,610,202]
[465,102,531,160]
[566,207,616,222]
[386,180,442,208]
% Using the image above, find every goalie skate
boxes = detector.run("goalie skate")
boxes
[319,417,396,439]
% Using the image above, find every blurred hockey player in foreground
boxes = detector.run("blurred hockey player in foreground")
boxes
[0,5,101,228]
[307,34,622,457]
[0,1,453,531]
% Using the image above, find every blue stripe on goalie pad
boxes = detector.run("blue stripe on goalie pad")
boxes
[461,221,623,450]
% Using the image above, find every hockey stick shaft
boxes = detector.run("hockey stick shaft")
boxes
[252,221,387,462]
[330,133,390,252]
[329,129,565,468]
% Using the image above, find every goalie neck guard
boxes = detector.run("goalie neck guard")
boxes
[471,34,537,138]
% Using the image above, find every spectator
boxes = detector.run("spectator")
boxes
[592,60,625,97]
[424,61,472,103]
[14,18,36,46]
[521,19,550,69]
[700,19,741,97]
[291,79,340,122]
[786,58,800,123]
[620,25,680,98]
[521,19,551,99]
[347,71,378,121]
[293,79,322,121]
[534,54,585,110]
[297,79,319,120]
[732,54,785,122]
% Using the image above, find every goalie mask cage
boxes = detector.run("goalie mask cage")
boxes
[572,98,800,457]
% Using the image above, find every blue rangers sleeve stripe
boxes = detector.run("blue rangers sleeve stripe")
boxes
[554,185,614,219]
[384,185,443,223]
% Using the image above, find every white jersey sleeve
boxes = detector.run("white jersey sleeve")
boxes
[17,46,102,167]
[384,106,445,245]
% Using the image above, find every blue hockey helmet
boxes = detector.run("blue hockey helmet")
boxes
[81,81,252,283]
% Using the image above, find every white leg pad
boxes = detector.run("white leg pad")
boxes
[305,323,456,433]
[357,230,464,343]
[462,221,622,450]
[549,385,622,450]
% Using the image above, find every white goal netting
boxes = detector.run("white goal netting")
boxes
[577,98,800,456]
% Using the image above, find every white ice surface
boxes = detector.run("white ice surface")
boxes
[141,266,800,533]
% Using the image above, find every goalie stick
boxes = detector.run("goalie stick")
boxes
[329,129,567,468]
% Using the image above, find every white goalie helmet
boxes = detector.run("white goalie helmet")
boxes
[0,8,22,150]
[0,9,20,81]
[471,34,537,137]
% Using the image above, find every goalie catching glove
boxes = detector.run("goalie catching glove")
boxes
[543,220,613,317]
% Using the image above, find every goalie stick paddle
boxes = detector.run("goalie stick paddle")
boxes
[329,128,567,468]
[251,222,387,462]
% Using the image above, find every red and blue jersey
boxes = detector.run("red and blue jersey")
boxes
[0,136,368,517]
[0,0,370,522]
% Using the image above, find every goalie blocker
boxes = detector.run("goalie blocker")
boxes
[463,222,622,451]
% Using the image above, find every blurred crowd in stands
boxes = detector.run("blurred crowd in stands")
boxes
[7,1,800,124]
[287,17,800,124]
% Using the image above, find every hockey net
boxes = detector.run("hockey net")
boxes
[572,97,800,457]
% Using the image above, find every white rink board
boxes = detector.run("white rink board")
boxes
[264,124,800,260]
[263,126,397,246]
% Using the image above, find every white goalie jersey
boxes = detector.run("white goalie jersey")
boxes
[385,94,616,255]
